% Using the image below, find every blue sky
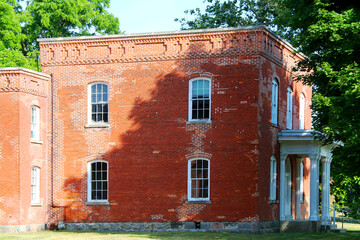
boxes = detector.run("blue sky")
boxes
[108,0,208,34]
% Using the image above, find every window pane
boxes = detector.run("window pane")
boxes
[91,94,96,103]
[91,85,96,94]
[204,80,209,89]
[92,114,97,122]
[97,84,102,94]
[103,113,108,123]
[103,104,108,113]
[204,110,209,119]
[103,93,108,102]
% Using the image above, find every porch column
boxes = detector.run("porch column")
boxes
[309,154,320,221]
[321,157,332,224]
[296,158,302,220]
[279,154,287,221]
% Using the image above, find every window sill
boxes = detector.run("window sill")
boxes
[31,140,43,144]
[31,203,42,207]
[186,120,212,125]
[85,123,110,128]
[269,200,279,204]
[85,201,110,206]
[185,200,211,204]
[271,123,280,128]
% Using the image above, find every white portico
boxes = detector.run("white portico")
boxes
[278,130,337,225]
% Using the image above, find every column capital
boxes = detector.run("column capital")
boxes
[309,154,321,162]
[321,156,332,163]
[280,154,287,162]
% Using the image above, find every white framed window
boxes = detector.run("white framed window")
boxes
[271,79,279,125]
[188,158,210,201]
[299,93,305,129]
[87,161,108,202]
[270,156,277,201]
[188,78,211,121]
[31,106,40,140]
[300,161,304,202]
[31,167,40,204]
[286,87,293,129]
[88,83,109,125]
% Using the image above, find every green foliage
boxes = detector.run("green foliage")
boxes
[175,0,293,41]
[0,0,121,69]
[22,0,121,52]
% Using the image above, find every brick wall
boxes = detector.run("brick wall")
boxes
[39,27,311,224]
[0,68,49,226]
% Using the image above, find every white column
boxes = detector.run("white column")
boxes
[279,154,287,221]
[309,154,320,221]
[296,158,302,220]
[321,157,332,224]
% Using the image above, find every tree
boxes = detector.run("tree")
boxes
[0,0,35,68]
[21,0,121,53]
[177,0,360,218]
[285,0,360,218]
[0,0,121,69]
[175,0,294,41]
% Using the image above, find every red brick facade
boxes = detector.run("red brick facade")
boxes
[0,68,49,231]
[0,27,312,232]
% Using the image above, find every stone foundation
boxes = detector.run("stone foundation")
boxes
[0,224,46,233]
[65,221,280,233]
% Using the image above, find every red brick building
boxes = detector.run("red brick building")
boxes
[0,26,335,232]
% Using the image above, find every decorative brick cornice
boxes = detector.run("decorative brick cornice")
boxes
[39,27,303,71]
[0,68,50,97]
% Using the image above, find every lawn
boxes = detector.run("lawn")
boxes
[0,231,359,240]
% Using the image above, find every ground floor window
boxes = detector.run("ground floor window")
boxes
[87,161,108,202]
[31,167,40,203]
[188,159,209,201]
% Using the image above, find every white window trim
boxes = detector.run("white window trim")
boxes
[87,160,109,203]
[299,93,305,129]
[270,156,277,201]
[31,167,40,204]
[286,87,293,129]
[31,106,40,141]
[188,78,211,122]
[187,158,210,202]
[271,79,279,125]
[87,82,109,126]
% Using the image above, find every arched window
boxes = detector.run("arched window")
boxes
[299,93,305,129]
[31,106,40,141]
[188,78,211,121]
[188,159,210,201]
[88,83,109,125]
[31,167,40,204]
[271,79,279,125]
[87,161,108,202]
[286,87,293,129]
[270,156,277,201]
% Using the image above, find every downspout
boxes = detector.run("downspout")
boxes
[50,73,54,221]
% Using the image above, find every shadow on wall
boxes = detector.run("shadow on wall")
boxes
[53,35,265,224]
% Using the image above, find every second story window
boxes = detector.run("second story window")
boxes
[271,79,279,125]
[88,83,108,125]
[31,106,40,141]
[299,93,305,129]
[189,78,211,121]
[286,87,293,129]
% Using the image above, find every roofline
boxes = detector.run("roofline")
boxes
[37,25,304,59]
[0,67,50,78]
[37,25,268,42]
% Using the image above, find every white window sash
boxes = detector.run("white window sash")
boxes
[31,167,40,203]
[31,106,40,140]
[271,80,278,125]
[299,94,305,129]
[187,159,210,201]
[87,161,108,202]
[188,78,211,121]
[286,88,293,129]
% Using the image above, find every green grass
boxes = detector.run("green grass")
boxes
[0,231,359,240]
